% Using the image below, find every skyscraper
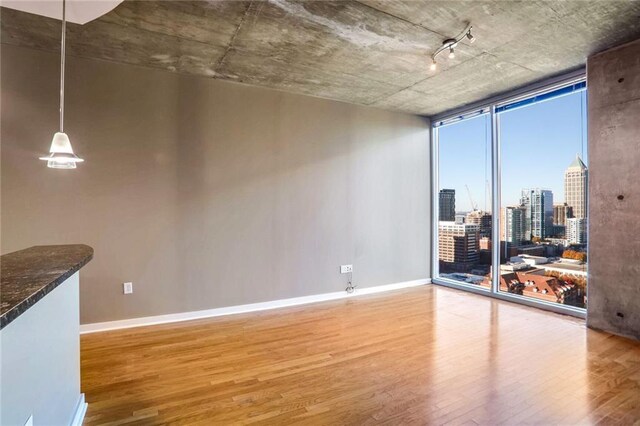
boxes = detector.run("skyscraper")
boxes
[439,189,456,221]
[553,203,574,226]
[564,155,588,219]
[520,188,554,240]
[552,203,573,237]
[466,210,492,238]
[438,221,479,272]
[501,206,526,246]
[567,218,587,244]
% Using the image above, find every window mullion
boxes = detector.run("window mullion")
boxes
[491,106,500,294]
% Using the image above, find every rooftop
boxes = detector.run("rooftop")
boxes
[567,154,588,170]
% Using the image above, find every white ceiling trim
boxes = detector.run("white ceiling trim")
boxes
[1,0,122,24]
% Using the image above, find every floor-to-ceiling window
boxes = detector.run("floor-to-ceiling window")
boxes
[434,111,493,289]
[432,75,587,316]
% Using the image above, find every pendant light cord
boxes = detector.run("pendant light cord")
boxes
[60,0,66,132]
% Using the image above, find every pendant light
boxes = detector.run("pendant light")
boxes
[39,0,84,169]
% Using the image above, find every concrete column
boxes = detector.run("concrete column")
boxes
[587,38,640,340]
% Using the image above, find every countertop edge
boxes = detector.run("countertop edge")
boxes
[0,246,93,330]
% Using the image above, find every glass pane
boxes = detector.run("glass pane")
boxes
[437,113,492,289]
[498,88,587,309]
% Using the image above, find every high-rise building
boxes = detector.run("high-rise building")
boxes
[567,218,587,244]
[552,203,573,238]
[501,206,526,246]
[520,188,554,240]
[564,155,588,219]
[553,203,574,226]
[466,210,492,238]
[438,221,479,272]
[439,189,456,221]
[479,237,491,251]
[552,224,566,238]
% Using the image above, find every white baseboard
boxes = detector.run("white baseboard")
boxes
[80,278,431,334]
[70,394,87,426]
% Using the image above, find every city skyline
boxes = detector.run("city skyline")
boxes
[437,90,589,292]
[438,90,588,212]
[441,153,588,245]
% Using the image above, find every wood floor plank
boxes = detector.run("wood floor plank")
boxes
[81,285,640,425]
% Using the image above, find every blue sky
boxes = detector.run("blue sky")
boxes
[438,90,587,213]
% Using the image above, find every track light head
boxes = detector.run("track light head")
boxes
[448,47,455,59]
[466,29,476,43]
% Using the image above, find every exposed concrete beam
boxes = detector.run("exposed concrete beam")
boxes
[213,1,254,73]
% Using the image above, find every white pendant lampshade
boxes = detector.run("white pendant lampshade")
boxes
[39,132,84,169]
[40,0,84,169]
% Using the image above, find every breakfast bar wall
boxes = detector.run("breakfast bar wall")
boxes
[0,245,93,425]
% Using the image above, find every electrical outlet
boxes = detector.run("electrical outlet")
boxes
[123,282,133,294]
[340,265,353,274]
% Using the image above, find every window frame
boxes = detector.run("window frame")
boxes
[430,70,587,319]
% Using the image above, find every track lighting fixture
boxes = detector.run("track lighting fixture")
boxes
[429,23,474,72]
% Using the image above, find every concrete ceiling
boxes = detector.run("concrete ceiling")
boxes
[2,0,640,116]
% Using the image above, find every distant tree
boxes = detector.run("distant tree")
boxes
[562,250,587,262]
[545,270,587,289]
[507,281,524,295]
[562,276,574,285]
[567,275,586,288]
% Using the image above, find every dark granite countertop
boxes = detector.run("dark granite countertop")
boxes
[1,245,93,330]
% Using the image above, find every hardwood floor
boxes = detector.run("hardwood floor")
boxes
[81,285,640,425]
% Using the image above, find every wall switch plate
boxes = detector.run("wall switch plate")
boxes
[340,265,353,274]
[123,282,133,294]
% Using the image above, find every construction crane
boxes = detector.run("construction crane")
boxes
[465,184,478,211]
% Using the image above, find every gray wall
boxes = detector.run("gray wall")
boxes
[0,273,82,426]
[1,45,431,324]
[587,38,640,340]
